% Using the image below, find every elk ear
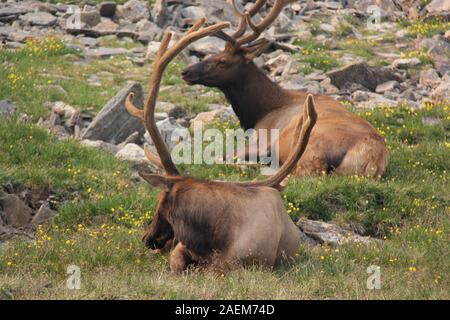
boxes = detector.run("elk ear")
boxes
[139,172,175,191]
[304,94,318,123]
[244,39,270,62]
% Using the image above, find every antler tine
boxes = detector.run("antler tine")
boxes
[231,0,267,39]
[125,19,230,176]
[236,0,293,46]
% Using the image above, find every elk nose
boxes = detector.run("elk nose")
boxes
[181,69,189,78]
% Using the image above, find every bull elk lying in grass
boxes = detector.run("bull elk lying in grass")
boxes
[181,0,389,177]
[124,19,317,273]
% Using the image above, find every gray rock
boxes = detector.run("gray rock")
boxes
[79,11,101,27]
[0,194,32,228]
[116,143,147,163]
[327,63,402,91]
[81,139,119,154]
[145,118,191,152]
[0,7,29,18]
[390,58,421,69]
[81,82,145,144]
[419,69,441,88]
[422,117,442,126]
[77,36,99,47]
[98,1,117,18]
[118,0,150,23]
[93,19,120,33]
[19,12,57,26]
[30,203,55,228]
[0,99,16,118]
[152,0,168,27]
[84,47,129,58]
[425,0,450,15]
[376,80,399,93]
[431,81,450,102]
[181,6,206,22]
[319,23,336,33]
[297,218,373,246]
[168,106,187,119]
[188,37,225,56]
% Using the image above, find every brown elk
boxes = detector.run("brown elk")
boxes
[181,0,389,177]
[124,18,318,273]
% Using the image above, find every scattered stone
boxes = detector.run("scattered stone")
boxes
[117,0,150,23]
[390,57,421,69]
[85,47,129,58]
[297,218,373,246]
[320,77,340,94]
[19,12,56,26]
[376,80,399,93]
[93,19,120,33]
[30,203,55,228]
[419,69,441,88]
[264,53,292,76]
[188,37,224,56]
[191,106,237,128]
[98,1,117,18]
[181,6,206,22]
[327,63,402,92]
[0,194,32,228]
[168,106,187,119]
[82,82,145,144]
[115,143,147,163]
[81,139,119,154]
[422,116,442,126]
[319,23,336,33]
[431,81,450,102]
[0,99,16,118]
[146,118,191,151]
[424,0,450,16]
[79,11,101,28]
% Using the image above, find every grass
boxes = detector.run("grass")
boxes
[293,39,340,74]
[0,33,449,299]
[399,18,450,38]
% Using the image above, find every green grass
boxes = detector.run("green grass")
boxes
[0,34,449,299]
[293,39,340,74]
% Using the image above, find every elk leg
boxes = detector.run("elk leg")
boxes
[170,242,192,273]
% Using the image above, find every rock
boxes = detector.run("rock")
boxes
[422,117,442,126]
[416,36,450,58]
[84,47,129,58]
[431,81,450,102]
[191,106,237,128]
[77,36,99,47]
[320,78,340,94]
[81,82,145,144]
[136,19,162,43]
[445,30,450,42]
[188,37,225,56]
[168,106,187,119]
[145,118,191,151]
[51,101,77,118]
[93,19,120,33]
[118,0,150,23]
[116,143,147,163]
[81,139,119,154]
[264,53,292,76]
[0,99,16,118]
[19,12,57,26]
[146,41,162,59]
[352,90,398,109]
[152,0,168,27]
[419,69,441,88]
[425,0,450,15]
[181,6,206,22]
[390,58,421,69]
[79,11,101,28]
[155,101,176,113]
[0,7,29,18]
[297,218,373,246]
[0,194,32,228]
[319,23,336,33]
[376,80,399,93]
[30,203,55,228]
[327,63,402,92]
[98,1,117,18]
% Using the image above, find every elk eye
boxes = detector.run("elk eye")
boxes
[218,59,227,66]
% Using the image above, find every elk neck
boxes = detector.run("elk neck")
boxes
[220,62,290,130]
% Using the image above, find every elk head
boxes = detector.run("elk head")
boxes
[182,0,294,88]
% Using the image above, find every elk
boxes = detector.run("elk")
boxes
[181,0,389,177]
[124,18,318,273]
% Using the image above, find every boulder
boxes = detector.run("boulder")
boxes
[297,218,373,246]
[93,19,120,33]
[117,0,150,23]
[425,0,450,15]
[79,11,101,28]
[81,82,145,144]
[431,81,450,102]
[98,1,117,18]
[327,63,402,91]
[181,6,206,22]
[19,12,57,26]
[0,99,16,118]
[116,143,147,163]
[30,203,55,228]
[419,69,441,88]
[81,139,119,154]
[376,80,399,93]
[0,194,32,228]
[188,37,225,56]
[390,57,421,69]
[145,118,191,151]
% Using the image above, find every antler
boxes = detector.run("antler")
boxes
[215,0,293,48]
[125,18,230,176]
[237,94,317,190]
